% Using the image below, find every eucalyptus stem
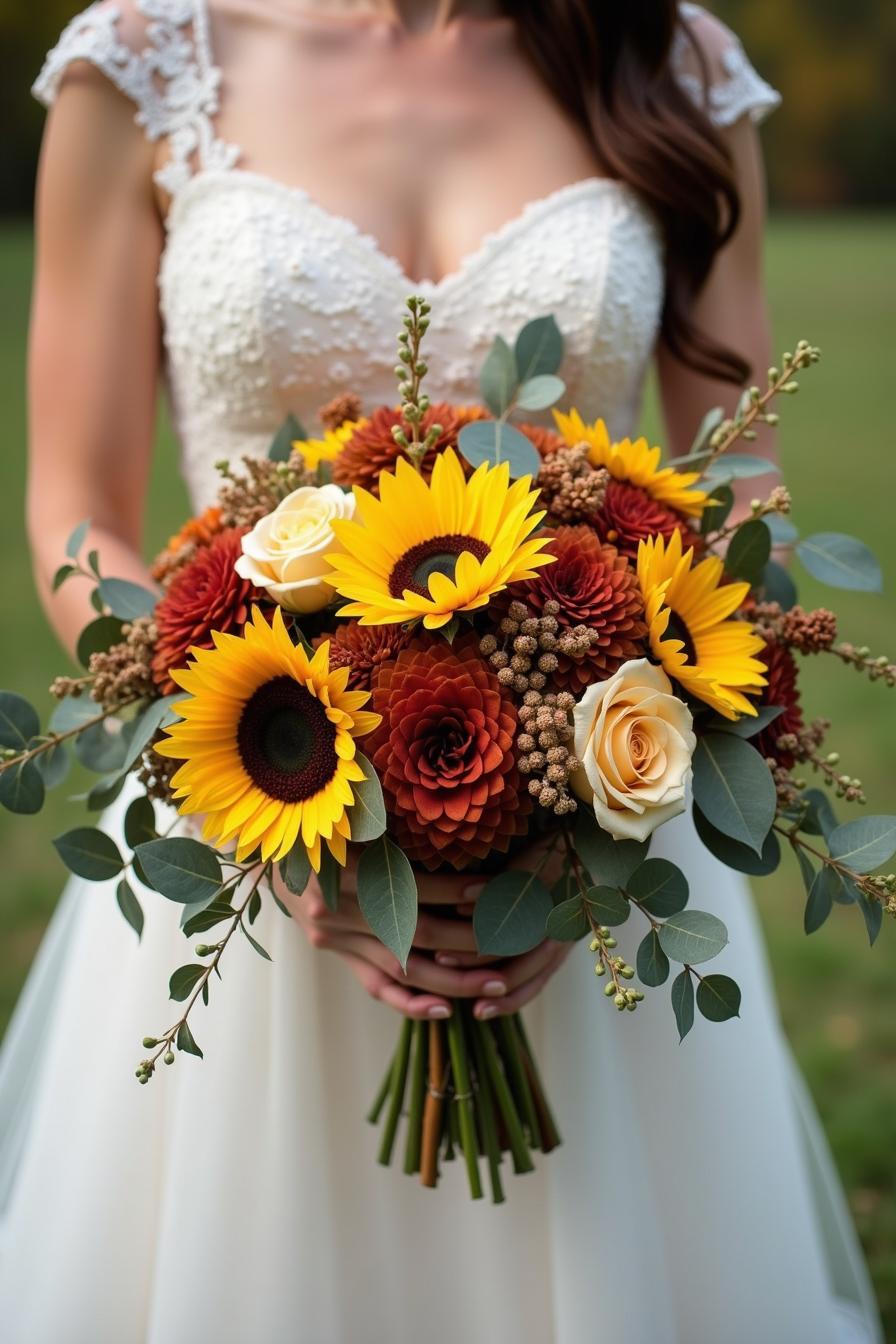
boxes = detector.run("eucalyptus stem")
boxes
[477,1015,534,1175]
[377,1017,413,1167]
[403,1020,428,1176]
[0,697,142,776]
[446,1009,483,1199]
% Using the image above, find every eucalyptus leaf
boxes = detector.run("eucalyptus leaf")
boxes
[696,974,741,1022]
[176,1021,203,1058]
[87,550,101,578]
[116,879,144,940]
[86,773,126,811]
[113,694,185,782]
[545,896,589,942]
[247,888,262,925]
[356,836,418,969]
[851,880,884,946]
[65,517,91,560]
[828,815,896,873]
[724,519,771,586]
[689,405,724,457]
[49,694,100,735]
[0,760,45,815]
[766,514,799,546]
[657,909,728,965]
[793,844,816,896]
[550,867,577,907]
[349,752,387,842]
[35,742,70,790]
[53,827,123,881]
[627,858,689,917]
[240,921,272,961]
[702,453,780,483]
[515,373,565,411]
[182,898,235,938]
[473,868,553,956]
[692,733,776,855]
[636,929,670,987]
[268,411,304,462]
[700,484,734,537]
[74,718,128,774]
[76,616,124,669]
[714,704,783,740]
[135,837,222,904]
[52,563,76,592]
[97,578,158,621]
[671,970,694,1042]
[479,335,518,416]
[795,532,882,592]
[693,803,781,876]
[319,846,341,913]
[0,691,40,751]
[279,843,312,897]
[583,884,630,927]
[799,788,838,839]
[761,559,798,611]
[804,865,838,934]
[457,420,541,479]
[574,809,649,887]
[170,964,205,1002]
[124,796,156,849]
[514,314,563,381]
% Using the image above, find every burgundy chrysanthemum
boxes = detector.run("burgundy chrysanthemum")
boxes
[755,639,805,769]
[368,636,532,871]
[510,526,648,693]
[317,621,413,692]
[151,527,268,694]
[332,403,488,496]
[595,479,701,560]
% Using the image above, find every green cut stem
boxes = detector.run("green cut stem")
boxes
[469,1015,505,1204]
[446,1009,483,1200]
[366,1056,394,1125]
[496,1013,542,1149]
[377,1017,413,1167]
[516,1014,562,1153]
[403,1020,427,1176]
[478,1016,535,1175]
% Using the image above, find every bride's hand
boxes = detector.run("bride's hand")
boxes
[274,839,571,1021]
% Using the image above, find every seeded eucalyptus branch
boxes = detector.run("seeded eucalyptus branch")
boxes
[391,295,443,472]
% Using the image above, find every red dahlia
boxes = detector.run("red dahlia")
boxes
[512,526,648,693]
[755,638,805,769]
[332,403,488,496]
[318,621,412,692]
[152,527,268,694]
[595,479,701,560]
[368,637,532,871]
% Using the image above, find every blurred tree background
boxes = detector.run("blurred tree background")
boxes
[1,0,895,211]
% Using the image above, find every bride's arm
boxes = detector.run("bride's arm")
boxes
[28,61,163,662]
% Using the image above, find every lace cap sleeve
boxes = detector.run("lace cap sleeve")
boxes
[30,0,239,196]
[673,3,781,129]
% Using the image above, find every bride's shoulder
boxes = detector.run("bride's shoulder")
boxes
[671,3,781,128]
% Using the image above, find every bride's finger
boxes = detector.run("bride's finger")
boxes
[336,950,452,1020]
[330,931,512,999]
[472,943,573,1019]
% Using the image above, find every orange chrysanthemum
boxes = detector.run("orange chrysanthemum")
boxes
[316,621,413,692]
[151,506,224,583]
[332,403,488,496]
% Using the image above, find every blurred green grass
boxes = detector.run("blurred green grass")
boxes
[1,215,894,1326]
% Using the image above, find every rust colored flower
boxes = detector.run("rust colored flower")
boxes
[318,391,363,431]
[511,526,648,693]
[332,403,488,496]
[595,479,700,561]
[151,505,224,583]
[152,527,268,694]
[755,638,805,769]
[317,621,412,692]
[517,423,565,458]
[368,636,532,870]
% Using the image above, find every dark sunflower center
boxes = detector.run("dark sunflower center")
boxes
[388,534,490,599]
[237,675,338,803]
[664,611,697,666]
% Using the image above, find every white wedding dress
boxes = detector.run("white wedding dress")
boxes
[0,4,883,1341]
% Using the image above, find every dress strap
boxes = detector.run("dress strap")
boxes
[672,3,781,129]
[31,0,241,196]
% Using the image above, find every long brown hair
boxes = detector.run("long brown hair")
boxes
[509,0,750,383]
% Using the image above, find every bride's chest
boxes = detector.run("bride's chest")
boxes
[157,171,666,434]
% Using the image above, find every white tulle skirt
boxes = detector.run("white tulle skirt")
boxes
[0,778,883,1343]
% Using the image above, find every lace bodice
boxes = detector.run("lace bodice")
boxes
[32,1,780,512]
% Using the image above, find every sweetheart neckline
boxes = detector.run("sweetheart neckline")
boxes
[161,168,647,293]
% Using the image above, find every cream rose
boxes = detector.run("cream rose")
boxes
[572,659,696,842]
[234,483,356,614]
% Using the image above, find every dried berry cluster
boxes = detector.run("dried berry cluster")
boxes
[480,599,599,697]
[753,601,838,654]
[88,617,158,711]
[318,392,363,431]
[536,443,608,524]
[217,453,313,528]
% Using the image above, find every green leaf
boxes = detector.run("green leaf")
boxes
[713,704,784,740]
[693,803,781,876]
[724,519,771,586]
[689,405,724,457]
[49,694,99,735]
[0,691,40,750]
[182,898,235,937]
[268,411,305,462]
[35,742,70,790]
[696,974,741,1022]
[90,588,105,615]
[76,616,124,669]
[583,884,630,927]
[574,809,649,887]
[85,773,126,811]
[97,578,158,621]
[53,827,123,881]
[828,815,896,873]
[545,896,589,942]
[514,315,563,381]
[636,929,670,987]
[247,888,262,924]
[240,921,272,961]
[550,867,577,907]
[74,718,128,774]
[169,964,205,1001]
[851,880,884,946]
[135,838,222,904]
[702,453,780,483]
[319,846,341,913]
[700,484,734,537]
[457,420,541,479]
[116,879,144,940]
[671,970,694,1041]
[0,759,45,814]
[795,532,882,592]
[65,518,91,560]
[356,836,418,969]
[804,865,838,934]
[515,374,565,411]
[761,559,798,611]
[52,563,76,592]
[176,1020,203,1058]
[279,843,312,897]
[657,909,728,965]
[799,788,838,839]
[349,752,387,842]
[627,858,689,917]
[473,868,553,956]
[766,514,799,546]
[692,733,776,855]
[87,549,101,578]
[793,844,816,895]
[124,796,156,849]
[114,695,184,781]
[272,891,293,920]
[479,335,518,416]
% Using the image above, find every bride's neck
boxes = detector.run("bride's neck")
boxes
[294,0,503,34]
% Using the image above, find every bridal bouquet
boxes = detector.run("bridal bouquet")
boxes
[2,298,894,1203]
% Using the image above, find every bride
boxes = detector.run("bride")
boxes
[0,1,884,1340]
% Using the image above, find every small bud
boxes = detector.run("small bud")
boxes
[164,1051,175,1065]
[142,1036,159,1048]
[603,982,616,997]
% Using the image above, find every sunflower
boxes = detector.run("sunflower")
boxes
[636,530,767,719]
[325,448,555,629]
[154,606,380,869]
[553,410,709,518]
[292,419,365,473]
